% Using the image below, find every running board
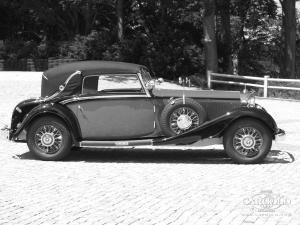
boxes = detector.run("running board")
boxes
[80,139,153,148]
[79,137,222,149]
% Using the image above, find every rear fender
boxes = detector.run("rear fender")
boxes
[155,106,278,145]
[10,103,81,143]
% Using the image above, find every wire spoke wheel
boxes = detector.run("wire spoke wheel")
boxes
[27,117,72,161]
[169,107,200,134]
[232,127,263,157]
[224,119,272,164]
[34,125,63,154]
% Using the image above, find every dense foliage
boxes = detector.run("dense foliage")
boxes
[0,0,299,79]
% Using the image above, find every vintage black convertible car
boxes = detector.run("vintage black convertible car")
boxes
[9,61,284,163]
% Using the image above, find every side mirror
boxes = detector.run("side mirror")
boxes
[157,78,164,83]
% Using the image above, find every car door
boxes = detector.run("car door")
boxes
[75,74,155,140]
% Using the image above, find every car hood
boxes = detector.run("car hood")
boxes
[152,87,241,99]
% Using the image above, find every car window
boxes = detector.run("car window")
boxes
[82,74,143,94]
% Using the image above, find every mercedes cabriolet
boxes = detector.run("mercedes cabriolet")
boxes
[9,61,284,163]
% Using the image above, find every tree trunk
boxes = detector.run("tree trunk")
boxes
[218,0,232,74]
[116,0,123,42]
[280,0,296,78]
[160,0,167,29]
[203,0,218,73]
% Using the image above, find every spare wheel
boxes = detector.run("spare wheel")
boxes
[160,98,207,137]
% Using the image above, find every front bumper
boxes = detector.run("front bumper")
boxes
[275,128,285,142]
[276,128,285,136]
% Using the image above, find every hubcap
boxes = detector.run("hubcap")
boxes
[41,133,55,146]
[233,127,263,157]
[177,114,193,130]
[170,107,199,134]
[34,125,63,154]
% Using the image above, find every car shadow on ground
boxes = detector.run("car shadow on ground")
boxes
[16,149,295,164]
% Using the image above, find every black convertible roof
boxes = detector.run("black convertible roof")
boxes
[44,60,145,77]
[41,61,147,97]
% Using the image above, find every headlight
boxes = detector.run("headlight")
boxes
[240,91,256,107]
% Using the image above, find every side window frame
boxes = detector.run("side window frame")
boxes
[81,73,149,96]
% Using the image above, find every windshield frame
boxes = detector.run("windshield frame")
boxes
[140,68,153,87]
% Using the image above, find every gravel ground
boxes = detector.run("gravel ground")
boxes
[0,72,299,225]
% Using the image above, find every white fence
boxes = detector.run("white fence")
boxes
[207,71,300,98]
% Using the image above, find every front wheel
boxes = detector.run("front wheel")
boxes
[26,116,72,161]
[223,119,272,164]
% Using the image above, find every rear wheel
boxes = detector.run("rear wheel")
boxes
[223,118,272,164]
[26,116,72,160]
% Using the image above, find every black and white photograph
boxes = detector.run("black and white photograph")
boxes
[0,0,299,224]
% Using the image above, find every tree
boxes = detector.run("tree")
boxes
[203,0,218,73]
[0,0,290,80]
[22,0,115,41]
[217,0,232,73]
[116,0,124,42]
[231,0,278,76]
[279,0,297,78]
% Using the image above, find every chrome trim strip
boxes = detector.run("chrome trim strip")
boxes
[42,90,60,102]
[80,146,136,149]
[60,94,149,104]
[80,139,153,147]
[65,70,81,86]
[78,138,223,149]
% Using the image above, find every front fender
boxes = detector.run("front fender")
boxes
[155,105,280,145]
[10,103,81,143]
[219,105,278,136]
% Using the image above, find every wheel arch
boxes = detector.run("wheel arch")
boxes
[26,112,79,143]
[12,103,81,144]
[218,106,278,140]
[220,115,275,139]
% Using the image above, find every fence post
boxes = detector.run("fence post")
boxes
[207,70,212,89]
[263,75,269,98]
